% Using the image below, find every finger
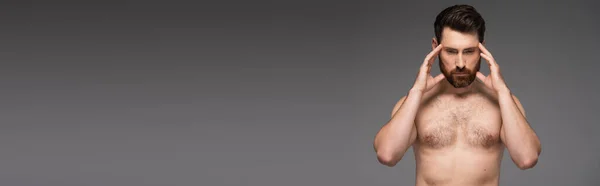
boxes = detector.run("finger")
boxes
[476,71,486,81]
[480,53,494,67]
[426,74,445,90]
[434,73,445,83]
[478,43,493,58]
[423,44,443,67]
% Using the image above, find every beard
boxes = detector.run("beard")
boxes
[439,56,481,88]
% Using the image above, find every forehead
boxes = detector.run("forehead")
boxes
[440,27,479,49]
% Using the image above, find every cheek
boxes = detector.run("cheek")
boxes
[439,54,452,64]
[466,55,480,66]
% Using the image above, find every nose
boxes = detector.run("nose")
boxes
[455,54,466,68]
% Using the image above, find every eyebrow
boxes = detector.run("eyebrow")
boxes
[445,47,478,51]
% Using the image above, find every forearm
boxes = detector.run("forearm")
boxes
[374,89,422,165]
[498,90,541,168]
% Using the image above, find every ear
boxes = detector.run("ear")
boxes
[482,40,486,45]
[432,37,439,50]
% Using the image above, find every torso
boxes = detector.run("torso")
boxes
[413,81,505,186]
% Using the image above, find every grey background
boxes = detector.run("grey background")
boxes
[0,0,598,185]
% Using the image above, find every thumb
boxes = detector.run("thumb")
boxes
[476,72,486,81]
[434,74,445,83]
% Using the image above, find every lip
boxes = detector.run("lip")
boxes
[453,73,469,76]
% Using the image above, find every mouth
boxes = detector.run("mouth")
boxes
[453,73,469,76]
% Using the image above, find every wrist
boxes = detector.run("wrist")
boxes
[409,88,425,96]
[497,87,511,95]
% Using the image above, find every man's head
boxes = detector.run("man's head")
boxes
[432,4,486,88]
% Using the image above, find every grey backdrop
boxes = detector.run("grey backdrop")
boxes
[0,0,598,185]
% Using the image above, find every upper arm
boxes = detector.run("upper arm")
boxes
[389,95,418,144]
[501,94,527,142]
[512,94,526,118]
[391,96,407,118]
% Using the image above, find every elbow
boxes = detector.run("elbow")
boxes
[515,140,542,170]
[517,155,539,170]
[518,142,542,170]
[376,151,400,167]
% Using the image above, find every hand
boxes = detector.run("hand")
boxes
[476,43,509,93]
[412,44,445,93]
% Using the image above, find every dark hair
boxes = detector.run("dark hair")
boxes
[434,4,485,43]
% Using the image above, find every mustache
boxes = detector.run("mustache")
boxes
[451,68,472,74]
[439,56,482,74]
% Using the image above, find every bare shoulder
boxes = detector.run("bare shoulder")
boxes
[391,88,440,118]
[477,84,527,118]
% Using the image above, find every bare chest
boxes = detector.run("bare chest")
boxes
[415,96,502,149]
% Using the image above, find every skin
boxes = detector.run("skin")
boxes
[373,27,542,186]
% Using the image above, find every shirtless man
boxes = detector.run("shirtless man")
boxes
[373,5,542,186]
